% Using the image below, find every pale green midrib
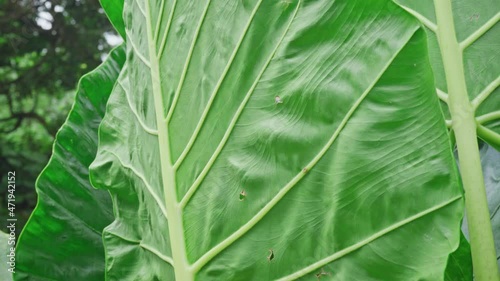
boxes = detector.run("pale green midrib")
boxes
[179,1,301,210]
[433,0,500,280]
[172,0,265,170]
[190,25,420,273]
[106,150,168,218]
[117,78,159,135]
[165,0,212,124]
[142,0,191,280]
[276,195,463,281]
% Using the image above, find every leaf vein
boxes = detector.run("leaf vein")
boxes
[39,189,102,236]
[140,243,175,266]
[153,0,166,42]
[398,4,437,32]
[471,76,500,109]
[436,88,448,103]
[106,150,168,219]
[117,79,159,135]
[476,110,500,125]
[477,124,500,147]
[126,29,152,68]
[157,0,178,59]
[135,0,146,17]
[460,12,500,50]
[276,195,462,281]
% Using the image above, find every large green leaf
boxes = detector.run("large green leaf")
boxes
[90,0,464,280]
[395,0,500,149]
[14,46,126,281]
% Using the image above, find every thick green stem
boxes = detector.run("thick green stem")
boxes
[433,0,499,280]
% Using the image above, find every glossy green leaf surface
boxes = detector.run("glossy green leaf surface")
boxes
[90,0,464,280]
[395,0,500,149]
[14,46,126,281]
[100,0,126,39]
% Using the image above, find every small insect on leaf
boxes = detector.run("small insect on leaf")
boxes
[315,268,330,280]
[267,249,274,262]
[275,96,283,104]
[239,190,247,201]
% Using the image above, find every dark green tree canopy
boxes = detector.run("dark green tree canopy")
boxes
[0,0,119,232]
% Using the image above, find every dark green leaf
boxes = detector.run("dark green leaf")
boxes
[100,0,126,39]
[14,45,126,281]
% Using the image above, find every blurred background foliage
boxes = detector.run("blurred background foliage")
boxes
[0,0,121,233]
